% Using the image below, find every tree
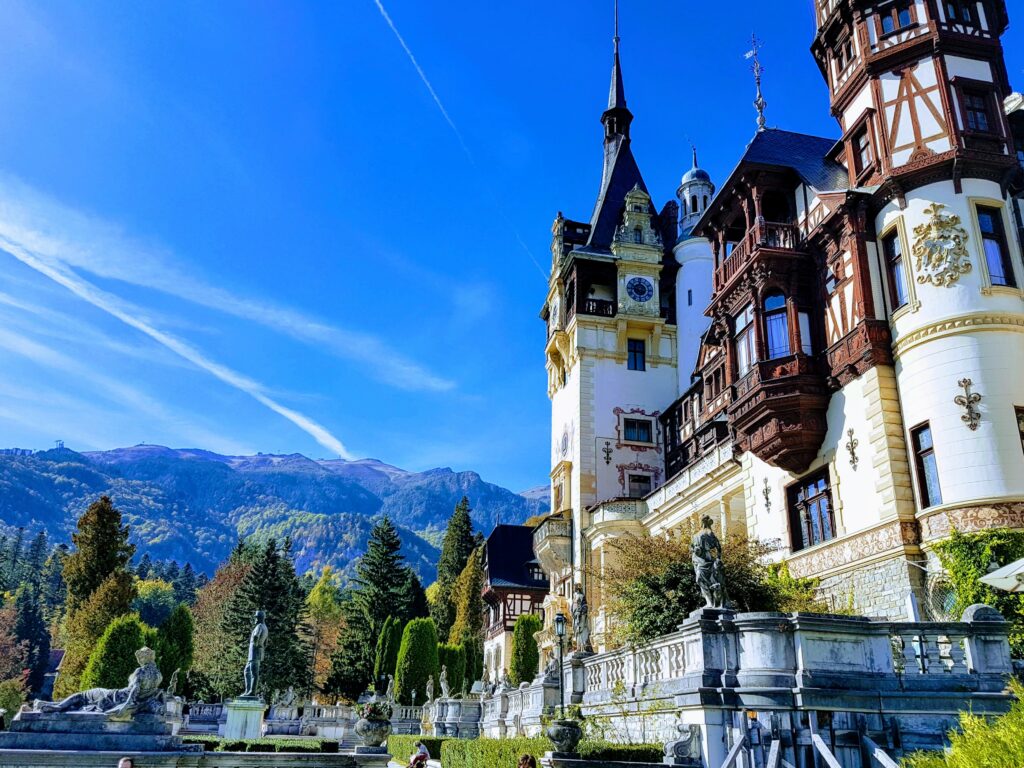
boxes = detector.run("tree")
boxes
[13,585,50,695]
[373,616,403,690]
[306,567,343,693]
[80,614,153,690]
[0,677,27,722]
[63,496,135,616]
[0,604,28,682]
[2,527,25,593]
[400,569,430,621]
[132,579,176,627]
[55,571,135,697]
[190,553,251,699]
[509,613,542,686]
[437,642,466,697]
[135,553,154,580]
[394,617,439,706]
[22,531,48,591]
[156,604,195,683]
[174,563,199,605]
[431,498,475,640]
[40,544,68,625]
[449,546,485,684]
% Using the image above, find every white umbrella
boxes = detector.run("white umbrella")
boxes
[979,557,1024,593]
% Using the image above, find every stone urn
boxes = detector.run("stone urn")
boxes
[353,715,392,747]
[545,718,583,755]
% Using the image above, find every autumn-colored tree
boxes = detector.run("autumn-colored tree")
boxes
[0,604,28,682]
[449,546,485,684]
[305,567,343,693]
[190,553,252,699]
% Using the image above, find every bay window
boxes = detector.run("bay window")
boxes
[764,292,790,359]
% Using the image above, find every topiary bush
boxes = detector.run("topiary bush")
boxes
[156,603,194,683]
[80,613,152,690]
[440,737,664,767]
[509,613,542,686]
[181,736,338,753]
[387,735,448,762]
[437,642,466,696]
[395,617,439,705]
[373,615,403,690]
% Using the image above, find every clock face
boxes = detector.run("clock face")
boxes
[626,276,654,303]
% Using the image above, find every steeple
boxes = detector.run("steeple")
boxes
[602,0,632,141]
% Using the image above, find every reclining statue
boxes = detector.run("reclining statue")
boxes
[33,646,165,721]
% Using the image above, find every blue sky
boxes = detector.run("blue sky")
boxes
[0,1,1021,493]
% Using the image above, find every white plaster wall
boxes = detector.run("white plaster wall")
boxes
[674,236,714,390]
[944,55,993,82]
[843,84,875,130]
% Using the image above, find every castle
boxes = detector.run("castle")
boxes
[534,0,1024,656]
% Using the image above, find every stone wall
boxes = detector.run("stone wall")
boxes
[814,554,927,618]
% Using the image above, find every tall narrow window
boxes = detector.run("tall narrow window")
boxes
[799,311,813,355]
[764,292,790,359]
[911,423,942,508]
[627,338,646,371]
[787,470,835,551]
[687,289,694,306]
[883,231,908,308]
[964,91,993,133]
[691,195,699,213]
[853,128,873,175]
[734,304,756,377]
[945,0,975,25]
[633,228,643,244]
[977,206,1016,287]
[1016,407,1024,456]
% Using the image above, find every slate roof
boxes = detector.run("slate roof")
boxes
[585,139,650,252]
[483,524,548,591]
[739,128,849,192]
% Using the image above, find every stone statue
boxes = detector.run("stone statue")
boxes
[425,676,434,704]
[166,668,180,698]
[571,583,593,653]
[691,515,725,609]
[277,686,297,707]
[439,665,450,699]
[33,647,164,721]
[384,675,395,703]
[498,670,511,692]
[241,610,269,698]
[411,689,417,706]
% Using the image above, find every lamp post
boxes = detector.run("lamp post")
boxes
[554,611,567,719]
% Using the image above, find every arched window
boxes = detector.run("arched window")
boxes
[764,291,790,359]
[691,195,699,213]
[703,195,709,209]
[633,228,643,244]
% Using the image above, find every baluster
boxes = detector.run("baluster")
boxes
[924,635,944,674]
[900,632,920,674]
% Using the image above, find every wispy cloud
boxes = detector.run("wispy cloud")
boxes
[0,239,354,459]
[0,174,454,392]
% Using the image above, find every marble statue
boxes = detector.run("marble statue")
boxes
[691,515,725,608]
[384,675,395,703]
[425,676,434,704]
[241,610,269,698]
[33,647,164,721]
[439,665,450,699]
[571,583,593,653]
[166,668,180,698]
[276,686,297,707]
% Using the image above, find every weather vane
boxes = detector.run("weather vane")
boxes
[745,34,768,132]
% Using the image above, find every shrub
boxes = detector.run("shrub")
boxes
[580,741,663,762]
[0,677,27,725]
[437,642,466,696]
[903,680,1024,767]
[80,613,152,690]
[156,603,195,683]
[181,736,338,753]
[387,735,448,762]
[394,617,439,705]
[373,615,403,689]
[509,613,542,686]
[440,737,664,767]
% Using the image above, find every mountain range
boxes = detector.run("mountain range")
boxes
[0,445,547,581]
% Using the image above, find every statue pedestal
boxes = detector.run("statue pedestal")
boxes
[0,712,195,752]
[223,697,265,740]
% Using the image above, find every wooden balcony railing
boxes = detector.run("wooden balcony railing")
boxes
[716,221,802,292]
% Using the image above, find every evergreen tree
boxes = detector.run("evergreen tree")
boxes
[163,560,180,586]
[3,527,25,592]
[13,585,50,695]
[135,553,153,580]
[372,616,403,690]
[40,545,68,625]
[190,553,251,699]
[437,642,466,696]
[220,539,310,698]
[431,497,475,639]
[63,496,135,616]
[394,617,439,706]
[509,613,542,686]
[156,603,194,683]
[22,531,48,591]
[132,579,176,627]
[174,563,199,605]
[400,569,430,620]
[352,518,408,642]
[305,567,343,694]
[325,595,372,702]
[80,614,152,690]
[449,546,485,684]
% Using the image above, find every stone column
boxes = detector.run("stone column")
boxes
[223,697,266,740]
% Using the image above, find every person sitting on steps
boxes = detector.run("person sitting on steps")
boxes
[518,755,537,768]
[407,740,429,767]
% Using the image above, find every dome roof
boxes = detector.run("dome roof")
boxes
[681,166,711,185]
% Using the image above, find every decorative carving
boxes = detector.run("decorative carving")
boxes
[919,502,1024,542]
[786,520,921,579]
[845,428,859,470]
[602,441,613,466]
[954,378,982,431]
[762,478,772,515]
[911,203,971,287]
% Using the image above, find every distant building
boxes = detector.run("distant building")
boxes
[480,525,547,681]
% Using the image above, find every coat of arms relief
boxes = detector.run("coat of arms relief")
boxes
[912,203,972,288]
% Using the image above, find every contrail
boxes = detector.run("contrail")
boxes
[372,0,547,280]
[0,238,354,460]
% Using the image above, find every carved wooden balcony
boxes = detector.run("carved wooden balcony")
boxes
[714,221,806,295]
[727,353,830,473]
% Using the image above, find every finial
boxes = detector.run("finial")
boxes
[691,144,698,169]
[745,34,768,132]
[614,0,620,52]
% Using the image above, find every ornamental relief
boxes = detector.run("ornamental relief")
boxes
[911,203,972,288]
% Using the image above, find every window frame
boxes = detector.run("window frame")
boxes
[627,473,653,499]
[763,291,791,360]
[910,421,943,509]
[734,304,756,377]
[622,417,654,445]
[883,230,909,309]
[976,204,1017,288]
[968,198,1023,296]
[952,78,1005,140]
[878,217,919,316]
[877,0,916,36]
[627,338,646,371]
[844,109,879,184]
[944,0,977,26]
[787,469,837,552]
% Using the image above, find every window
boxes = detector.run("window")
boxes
[945,0,975,24]
[853,128,873,175]
[911,423,942,508]
[788,470,836,551]
[528,564,546,582]
[799,311,813,355]
[627,474,652,498]
[1017,407,1024,456]
[977,205,1016,287]
[883,231,909,308]
[623,418,653,443]
[691,195,699,213]
[881,1,913,34]
[764,292,791,359]
[687,289,693,306]
[964,91,992,133]
[836,37,855,70]
[734,304,756,376]
[633,228,643,244]
[627,339,646,371]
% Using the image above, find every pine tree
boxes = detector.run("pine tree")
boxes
[40,545,68,625]
[400,569,430,620]
[431,497,475,639]
[156,603,194,683]
[22,531,48,591]
[3,527,25,592]
[136,553,153,580]
[13,585,50,695]
[80,614,152,689]
[63,496,135,616]
[174,563,199,605]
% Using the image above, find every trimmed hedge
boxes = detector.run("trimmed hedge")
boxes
[509,613,542,685]
[81,614,154,689]
[374,615,404,688]
[439,737,663,767]
[387,735,449,761]
[181,736,339,753]
[438,642,466,697]
[395,617,440,705]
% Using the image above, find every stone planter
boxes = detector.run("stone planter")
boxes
[545,718,583,755]
[353,716,392,747]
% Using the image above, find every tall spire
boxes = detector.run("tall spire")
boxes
[602,0,632,140]
[692,144,699,169]
[745,34,768,132]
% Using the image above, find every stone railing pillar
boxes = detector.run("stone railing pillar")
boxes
[962,604,1013,685]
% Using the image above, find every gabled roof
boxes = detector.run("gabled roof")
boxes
[585,138,650,252]
[738,128,849,192]
[483,524,548,591]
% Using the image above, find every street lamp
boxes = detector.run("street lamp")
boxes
[553,611,567,719]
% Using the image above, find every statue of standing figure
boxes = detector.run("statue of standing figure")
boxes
[425,675,434,704]
[571,583,593,653]
[384,675,395,703]
[691,515,726,609]
[439,665,450,699]
[241,610,269,699]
